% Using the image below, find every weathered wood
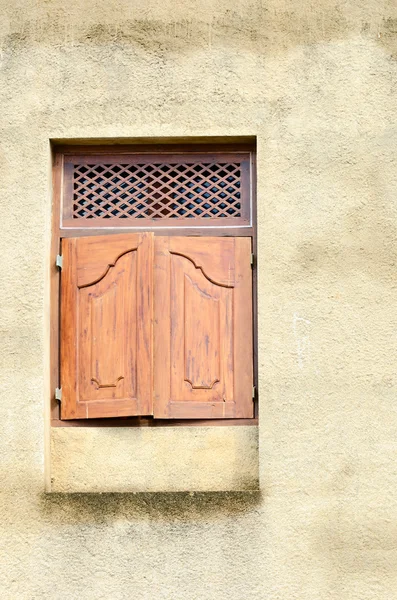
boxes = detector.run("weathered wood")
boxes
[60,233,153,419]
[154,236,254,419]
[51,143,257,426]
[62,152,251,228]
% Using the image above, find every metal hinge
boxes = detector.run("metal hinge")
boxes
[55,388,62,402]
[56,255,63,269]
[250,253,255,268]
[252,385,256,399]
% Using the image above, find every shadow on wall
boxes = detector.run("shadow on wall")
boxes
[313,509,397,577]
[293,177,397,283]
[40,491,263,524]
[378,18,397,59]
[1,0,396,59]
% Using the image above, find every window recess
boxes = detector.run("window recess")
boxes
[51,144,257,424]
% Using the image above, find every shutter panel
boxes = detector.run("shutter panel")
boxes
[154,237,253,419]
[60,233,153,419]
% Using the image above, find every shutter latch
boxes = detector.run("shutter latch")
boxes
[55,388,62,402]
[252,385,256,399]
[56,255,63,269]
[250,253,255,268]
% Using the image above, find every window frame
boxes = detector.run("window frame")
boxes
[63,152,251,227]
[50,141,258,427]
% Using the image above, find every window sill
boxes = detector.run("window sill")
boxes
[51,417,258,427]
[48,424,259,493]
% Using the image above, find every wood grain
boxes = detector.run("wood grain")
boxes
[154,236,254,419]
[51,143,257,426]
[60,233,153,419]
[61,152,251,228]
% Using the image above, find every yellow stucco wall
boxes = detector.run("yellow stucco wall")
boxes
[1,0,397,597]
[50,426,259,492]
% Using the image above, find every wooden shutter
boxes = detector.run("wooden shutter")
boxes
[154,237,253,419]
[60,233,153,419]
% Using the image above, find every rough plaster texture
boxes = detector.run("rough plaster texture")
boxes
[51,427,259,493]
[1,0,397,598]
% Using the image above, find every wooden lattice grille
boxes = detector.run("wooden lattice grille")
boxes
[61,152,252,228]
[73,162,242,220]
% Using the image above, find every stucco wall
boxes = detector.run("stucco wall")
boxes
[50,426,259,493]
[1,0,397,598]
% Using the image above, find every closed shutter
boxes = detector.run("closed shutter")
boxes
[60,233,153,419]
[154,237,253,419]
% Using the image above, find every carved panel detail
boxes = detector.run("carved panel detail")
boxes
[153,236,253,419]
[169,251,234,405]
[78,251,137,403]
[90,283,124,390]
[60,232,154,420]
[184,275,220,390]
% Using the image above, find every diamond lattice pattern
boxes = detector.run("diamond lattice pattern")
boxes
[72,162,242,219]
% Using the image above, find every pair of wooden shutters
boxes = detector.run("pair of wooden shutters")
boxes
[60,233,253,420]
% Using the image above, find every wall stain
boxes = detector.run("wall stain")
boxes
[1,0,396,60]
[292,182,397,283]
[314,512,397,574]
[40,491,263,524]
[0,2,357,56]
[378,17,397,59]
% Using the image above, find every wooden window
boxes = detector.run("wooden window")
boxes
[62,153,251,228]
[51,143,257,425]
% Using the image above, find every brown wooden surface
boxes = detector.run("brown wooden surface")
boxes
[51,143,257,426]
[59,227,253,237]
[62,216,250,229]
[50,153,63,423]
[154,237,254,419]
[51,417,258,427]
[61,152,251,228]
[60,233,153,419]
[250,151,258,417]
[64,152,251,164]
[55,141,256,154]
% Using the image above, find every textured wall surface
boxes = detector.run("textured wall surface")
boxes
[51,426,259,492]
[1,0,397,598]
